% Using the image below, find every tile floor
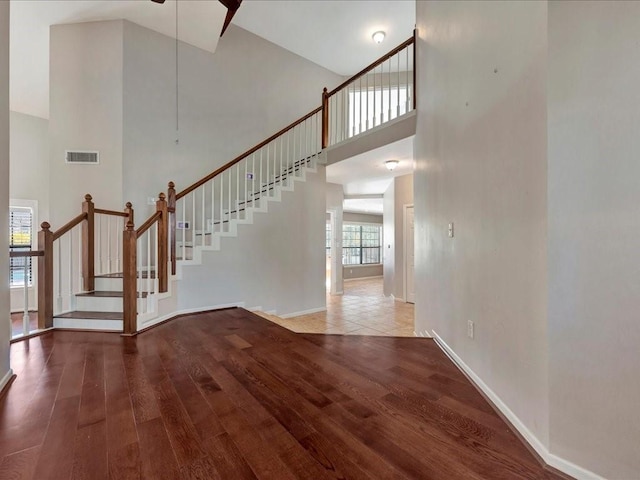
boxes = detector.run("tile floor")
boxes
[258,276,415,336]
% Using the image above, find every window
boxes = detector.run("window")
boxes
[9,206,33,288]
[342,224,382,265]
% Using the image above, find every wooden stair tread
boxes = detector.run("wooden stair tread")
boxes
[54,311,123,320]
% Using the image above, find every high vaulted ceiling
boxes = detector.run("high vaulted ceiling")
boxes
[233,0,416,76]
[9,0,415,119]
[10,0,227,119]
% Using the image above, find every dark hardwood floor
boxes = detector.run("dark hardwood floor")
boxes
[0,308,566,479]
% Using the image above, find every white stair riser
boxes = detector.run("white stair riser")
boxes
[53,317,123,331]
[95,277,154,291]
[75,296,122,312]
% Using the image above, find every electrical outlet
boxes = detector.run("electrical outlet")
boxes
[467,320,474,339]
[448,222,454,238]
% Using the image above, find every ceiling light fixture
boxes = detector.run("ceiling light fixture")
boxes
[385,160,399,171]
[372,31,386,44]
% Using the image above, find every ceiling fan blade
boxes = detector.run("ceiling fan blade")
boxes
[150,0,166,3]
[219,0,242,10]
[220,6,239,37]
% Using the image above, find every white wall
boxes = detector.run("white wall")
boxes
[9,112,49,312]
[414,0,549,450]
[177,167,326,317]
[548,2,640,477]
[122,22,342,218]
[0,0,13,388]
[383,174,413,299]
[10,112,49,221]
[326,183,344,295]
[382,180,394,296]
[49,20,124,226]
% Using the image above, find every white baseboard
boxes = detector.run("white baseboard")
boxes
[139,301,246,330]
[0,369,14,392]
[280,306,327,319]
[414,329,432,338]
[432,331,604,480]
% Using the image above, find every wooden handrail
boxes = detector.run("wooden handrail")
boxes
[136,211,161,237]
[94,208,129,218]
[9,250,44,258]
[52,212,87,241]
[326,36,414,97]
[176,106,323,200]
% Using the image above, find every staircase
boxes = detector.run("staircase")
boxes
[25,33,415,337]
[49,154,321,332]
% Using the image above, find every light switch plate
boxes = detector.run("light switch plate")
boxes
[448,222,454,238]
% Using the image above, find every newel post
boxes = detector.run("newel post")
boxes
[321,87,329,149]
[124,201,134,226]
[156,192,168,293]
[167,182,176,276]
[37,222,53,329]
[122,221,137,335]
[81,194,95,292]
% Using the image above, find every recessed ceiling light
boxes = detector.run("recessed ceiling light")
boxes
[372,31,386,44]
[385,160,399,171]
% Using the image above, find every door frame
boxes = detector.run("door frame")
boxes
[403,203,414,304]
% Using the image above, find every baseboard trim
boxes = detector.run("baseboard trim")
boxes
[432,330,604,480]
[0,370,15,399]
[280,306,327,319]
[414,329,432,338]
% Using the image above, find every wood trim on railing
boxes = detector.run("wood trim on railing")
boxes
[38,222,53,330]
[52,212,87,241]
[326,36,415,97]
[122,221,137,336]
[135,211,161,237]
[124,202,134,226]
[156,193,168,293]
[176,106,323,200]
[9,250,44,258]
[167,182,176,276]
[94,208,129,218]
[81,194,95,292]
[322,88,329,149]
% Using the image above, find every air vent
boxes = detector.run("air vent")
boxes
[65,150,99,164]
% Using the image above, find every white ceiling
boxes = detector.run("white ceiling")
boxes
[343,198,384,216]
[233,0,416,76]
[9,0,414,119]
[326,136,414,197]
[10,0,226,119]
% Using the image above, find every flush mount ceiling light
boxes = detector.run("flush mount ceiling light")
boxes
[372,31,386,44]
[385,160,399,171]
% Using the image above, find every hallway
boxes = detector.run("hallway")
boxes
[259,277,415,337]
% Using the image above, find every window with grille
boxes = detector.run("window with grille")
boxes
[342,224,382,265]
[9,206,33,288]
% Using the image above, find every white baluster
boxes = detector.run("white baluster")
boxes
[201,185,206,246]
[191,191,196,253]
[397,53,401,118]
[137,236,143,315]
[56,240,62,313]
[69,230,74,309]
[146,229,151,302]
[116,217,120,273]
[211,175,215,235]
[154,223,159,294]
[406,45,411,112]
[219,172,224,233]
[181,198,186,260]
[22,258,29,335]
[236,164,240,220]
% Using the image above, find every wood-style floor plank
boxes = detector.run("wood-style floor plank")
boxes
[0,308,570,480]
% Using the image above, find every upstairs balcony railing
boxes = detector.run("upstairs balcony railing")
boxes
[18,31,416,337]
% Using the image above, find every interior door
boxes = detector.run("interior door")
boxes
[406,205,415,303]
